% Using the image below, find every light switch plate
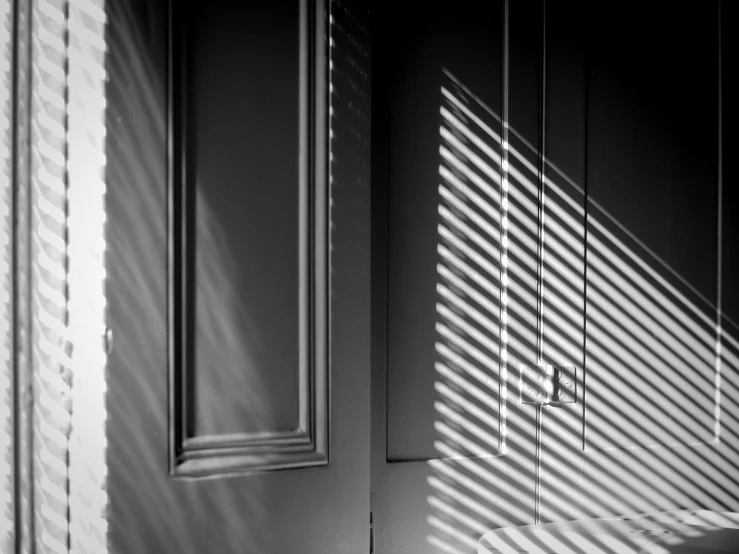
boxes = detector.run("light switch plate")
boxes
[519,364,579,405]
[519,364,555,404]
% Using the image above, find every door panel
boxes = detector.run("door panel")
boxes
[374,1,543,552]
[106,0,370,552]
[186,0,301,437]
[540,0,739,525]
[170,0,319,473]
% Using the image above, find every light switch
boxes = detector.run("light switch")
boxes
[519,364,579,405]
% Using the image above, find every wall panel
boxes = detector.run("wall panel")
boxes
[168,0,328,477]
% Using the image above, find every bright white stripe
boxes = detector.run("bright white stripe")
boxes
[66,1,108,552]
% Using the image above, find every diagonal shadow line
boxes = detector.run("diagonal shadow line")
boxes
[544,189,717,347]
[444,70,720,347]
[436,208,736,508]
[430,304,724,520]
[447,63,717,329]
[434,324,736,528]
[442,128,720,404]
[541,353,739,501]
[539,237,712,394]
[541,195,706,345]
[552,298,731,448]
[586,204,718,329]
[586,299,721,421]
[434,236,739,516]
[542,196,716,368]
[437,394,736,544]
[492,148,728,422]
[434,346,735,520]
[543,269,725,434]
[430,440,536,513]
[563,250,715,383]
[542,422,736,520]
[540,302,739,489]
[478,209,727,442]
[427,475,525,532]
[525,186,717,384]
[587,235,716,360]
[430,429,718,554]
[438,174,501,237]
[438,280,501,334]
[428,67,736,548]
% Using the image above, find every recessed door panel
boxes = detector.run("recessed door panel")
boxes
[185,0,301,437]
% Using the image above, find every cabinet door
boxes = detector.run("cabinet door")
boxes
[105,1,371,552]
[540,0,739,534]
[372,1,546,552]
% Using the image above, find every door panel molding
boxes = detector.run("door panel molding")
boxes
[166,0,329,478]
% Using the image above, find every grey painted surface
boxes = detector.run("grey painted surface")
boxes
[105,0,370,552]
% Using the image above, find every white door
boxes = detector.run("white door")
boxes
[104,0,372,552]
[2,0,372,552]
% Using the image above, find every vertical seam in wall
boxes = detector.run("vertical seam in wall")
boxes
[537,0,546,365]
[534,405,541,524]
[382,0,391,463]
[12,0,35,551]
[713,0,723,444]
[165,0,175,474]
[500,0,509,458]
[24,0,34,548]
[10,0,21,549]
[534,0,546,525]
[61,2,71,549]
[581,2,590,453]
